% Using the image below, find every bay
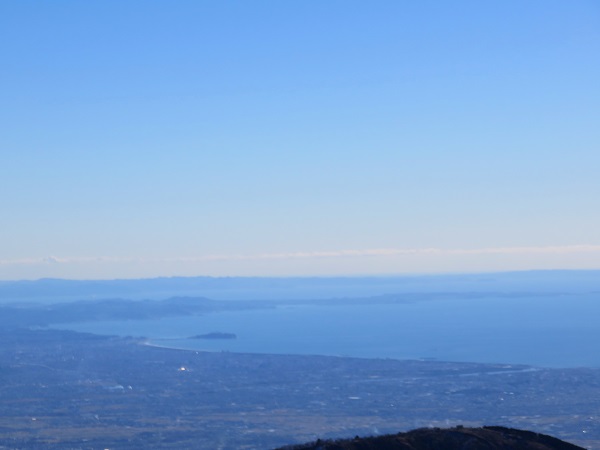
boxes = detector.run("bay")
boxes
[50,294,600,368]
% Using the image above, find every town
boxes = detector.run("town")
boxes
[0,328,598,449]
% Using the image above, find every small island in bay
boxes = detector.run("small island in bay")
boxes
[188,332,237,340]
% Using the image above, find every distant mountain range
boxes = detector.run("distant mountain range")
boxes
[0,296,268,329]
[2,270,599,303]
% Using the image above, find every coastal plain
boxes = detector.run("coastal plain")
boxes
[0,328,598,449]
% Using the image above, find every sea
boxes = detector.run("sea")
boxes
[50,293,600,368]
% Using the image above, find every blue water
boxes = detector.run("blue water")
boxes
[50,294,600,368]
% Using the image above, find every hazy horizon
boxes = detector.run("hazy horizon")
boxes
[2,267,600,283]
[2,245,600,280]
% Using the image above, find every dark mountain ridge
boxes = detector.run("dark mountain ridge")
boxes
[277,426,585,450]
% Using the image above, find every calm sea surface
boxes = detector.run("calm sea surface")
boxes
[50,294,600,368]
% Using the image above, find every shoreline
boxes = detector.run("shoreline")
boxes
[138,339,549,374]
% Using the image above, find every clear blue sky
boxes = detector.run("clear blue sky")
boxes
[1,1,599,279]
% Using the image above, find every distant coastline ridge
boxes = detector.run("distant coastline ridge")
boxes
[188,332,237,340]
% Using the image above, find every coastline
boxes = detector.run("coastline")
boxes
[141,339,216,353]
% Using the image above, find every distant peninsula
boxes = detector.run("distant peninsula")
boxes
[188,332,237,340]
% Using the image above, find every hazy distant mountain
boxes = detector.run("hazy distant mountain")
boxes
[277,426,584,450]
[0,296,269,329]
[1,270,599,304]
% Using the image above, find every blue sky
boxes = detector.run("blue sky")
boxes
[1,1,599,279]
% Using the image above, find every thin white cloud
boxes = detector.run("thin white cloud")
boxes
[2,244,600,267]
